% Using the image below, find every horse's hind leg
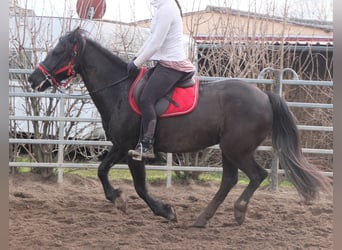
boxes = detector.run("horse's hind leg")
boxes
[233,155,268,225]
[193,153,238,227]
[98,146,127,211]
[127,157,177,222]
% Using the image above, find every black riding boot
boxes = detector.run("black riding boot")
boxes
[128,136,155,161]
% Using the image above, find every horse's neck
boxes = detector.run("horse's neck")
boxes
[79,41,129,93]
[78,42,133,124]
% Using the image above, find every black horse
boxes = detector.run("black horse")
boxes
[28,28,331,227]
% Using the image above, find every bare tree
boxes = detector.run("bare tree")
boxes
[9,1,147,176]
[9,0,332,179]
[9,6,94,176]
[179,1,333,177]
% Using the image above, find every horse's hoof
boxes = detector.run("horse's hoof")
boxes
[192,217,207,228]
[234,201,248,225]
[168,205,178,222]
[115,190,127,213]
[234,208,246,225]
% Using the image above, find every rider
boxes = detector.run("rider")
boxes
[127,0,196,160]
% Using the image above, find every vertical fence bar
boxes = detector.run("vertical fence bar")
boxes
[57,92,65,184]
[166,153,172,188]
[270,150,279,192]
[270,69,283,192]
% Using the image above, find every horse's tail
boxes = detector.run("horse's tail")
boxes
[266,91,332,201]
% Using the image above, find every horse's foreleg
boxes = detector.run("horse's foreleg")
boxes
[127,157,177,222]
[193,154,238,227]
[98,146,127,212]
[233,157,268,225]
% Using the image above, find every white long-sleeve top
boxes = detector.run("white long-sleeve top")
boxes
[133,0,187,67]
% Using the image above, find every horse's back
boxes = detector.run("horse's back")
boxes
[198,79,272,121]
[156,78,273,153]
[203,79,268,104]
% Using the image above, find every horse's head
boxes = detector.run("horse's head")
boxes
[28,27,85,91]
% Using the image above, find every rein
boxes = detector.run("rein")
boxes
[88,75,130,95]
[64,75,130,97]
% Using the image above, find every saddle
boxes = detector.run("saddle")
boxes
[128,67,199,118]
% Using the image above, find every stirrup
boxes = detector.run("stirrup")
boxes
[128,139,155,161]
[128,142,143,161]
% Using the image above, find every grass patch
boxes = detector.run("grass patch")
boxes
[15,167,31,173]
[13,156,33,162]
[14,167,294,188]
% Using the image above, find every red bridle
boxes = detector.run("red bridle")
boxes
[37,45,78,89]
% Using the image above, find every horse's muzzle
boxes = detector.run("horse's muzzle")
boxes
[28,69,51,92]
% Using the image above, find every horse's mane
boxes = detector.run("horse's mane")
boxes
[71,28,127,68]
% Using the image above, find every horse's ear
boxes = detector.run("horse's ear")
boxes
[74,26,81,36]
[72,27,83,42]
[72,27,86,54]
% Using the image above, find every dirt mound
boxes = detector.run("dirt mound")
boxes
[9,173,333,249]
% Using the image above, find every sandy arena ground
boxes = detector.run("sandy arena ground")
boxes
[9,173,333,250]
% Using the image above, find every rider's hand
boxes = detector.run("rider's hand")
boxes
[127,60,138,74]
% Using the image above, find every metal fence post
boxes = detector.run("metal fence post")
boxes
[270,69,283,192]
[57,91,65,184]
[166,153,172,188]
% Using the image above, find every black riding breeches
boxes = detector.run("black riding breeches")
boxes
[139,63,188,138]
